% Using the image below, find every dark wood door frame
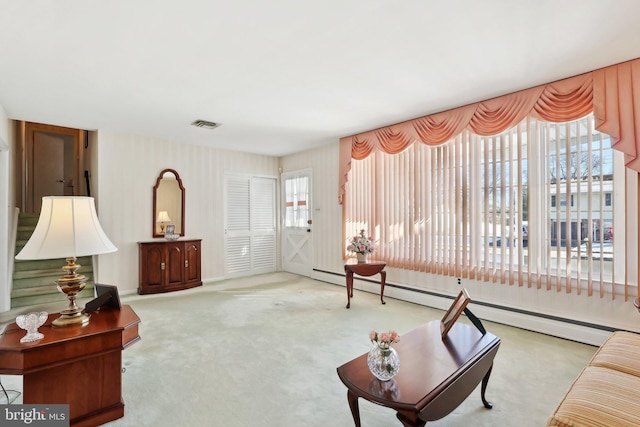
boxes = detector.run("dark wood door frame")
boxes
[24,122,86,213]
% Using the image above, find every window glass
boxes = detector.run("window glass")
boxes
[284,176,309,228]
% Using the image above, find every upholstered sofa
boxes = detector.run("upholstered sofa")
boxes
[547,331,640,426]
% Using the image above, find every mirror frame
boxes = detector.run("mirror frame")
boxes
[152,168,185,238]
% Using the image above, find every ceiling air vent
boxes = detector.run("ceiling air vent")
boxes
[191,120,221,130]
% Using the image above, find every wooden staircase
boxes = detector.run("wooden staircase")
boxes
[12,213,95,309]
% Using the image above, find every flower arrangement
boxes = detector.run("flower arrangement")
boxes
[347,229,375,254]
[369,330,400,349]
[368,330,401,377]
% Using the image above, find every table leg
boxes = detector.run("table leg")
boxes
[346,271,354,309]
[480,363,494,409]
[380,270,387,305]
[347,390,361,427]
[396,413,427,427]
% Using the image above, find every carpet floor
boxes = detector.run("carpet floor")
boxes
[1,272,597,426]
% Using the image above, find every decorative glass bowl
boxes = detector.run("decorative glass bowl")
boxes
[16,311,48,343]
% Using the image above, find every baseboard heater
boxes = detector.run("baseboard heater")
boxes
[312,268,618,334]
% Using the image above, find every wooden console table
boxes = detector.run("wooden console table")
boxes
[138,239,202,294]
[344,260,386,309]
[0,305,141,427]
[337,320,500,426]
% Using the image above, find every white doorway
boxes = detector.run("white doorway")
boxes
[282,169,312,276]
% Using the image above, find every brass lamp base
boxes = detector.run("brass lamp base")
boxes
[52,257,91,327]
[52,310,90,327]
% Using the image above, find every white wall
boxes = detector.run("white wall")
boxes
[92,130,280,294]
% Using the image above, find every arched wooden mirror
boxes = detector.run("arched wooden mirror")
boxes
[152,168,185,238]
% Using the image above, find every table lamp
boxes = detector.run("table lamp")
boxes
[15,196,117,327]
[156,210,171,234]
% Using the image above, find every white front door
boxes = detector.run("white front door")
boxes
[282,169,312,276]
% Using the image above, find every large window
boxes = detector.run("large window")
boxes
[345,114,631,297]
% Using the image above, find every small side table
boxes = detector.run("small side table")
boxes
[344,260,387,309]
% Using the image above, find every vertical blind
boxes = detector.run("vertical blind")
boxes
[345,114,633,299]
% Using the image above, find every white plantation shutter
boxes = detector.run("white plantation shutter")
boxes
[225,176,251,274]
[225,235,252,274]
[225,174,276,276]
[251,178,277,272]
[226,176,251,231]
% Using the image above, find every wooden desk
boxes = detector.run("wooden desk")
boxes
[344,260,387,309]
[337,320,500,427]
[0,305,141,427]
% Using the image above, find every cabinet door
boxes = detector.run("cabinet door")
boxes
[184,241,201,287]
[165,242,184,289]
[140,244,164,291]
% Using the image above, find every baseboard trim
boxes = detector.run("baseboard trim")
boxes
[312,268,614,346]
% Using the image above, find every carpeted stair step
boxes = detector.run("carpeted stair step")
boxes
[12,270,95,288]
[13,256,93,272]
[13,213,38,257]
[10,284,95,309]
[17,214,39,226]
[11,213,95,309]
[11,283,96,299]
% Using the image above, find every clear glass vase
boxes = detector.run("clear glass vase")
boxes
[367,343,400,381]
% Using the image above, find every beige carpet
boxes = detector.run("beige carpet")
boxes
[1,272,597,426]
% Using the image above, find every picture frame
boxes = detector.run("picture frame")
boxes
[165,225,175,235]
[440,288,471,339]
[85,284,121,312]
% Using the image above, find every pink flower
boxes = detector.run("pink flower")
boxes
[347,229,375,255]
[369,329,400,346]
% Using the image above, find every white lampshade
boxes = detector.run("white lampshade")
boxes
[16,196,117,260]
[156,210,171,223]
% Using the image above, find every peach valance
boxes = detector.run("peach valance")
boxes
[339,58,640,203]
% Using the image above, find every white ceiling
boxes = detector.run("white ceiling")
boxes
[1,0,640,157]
